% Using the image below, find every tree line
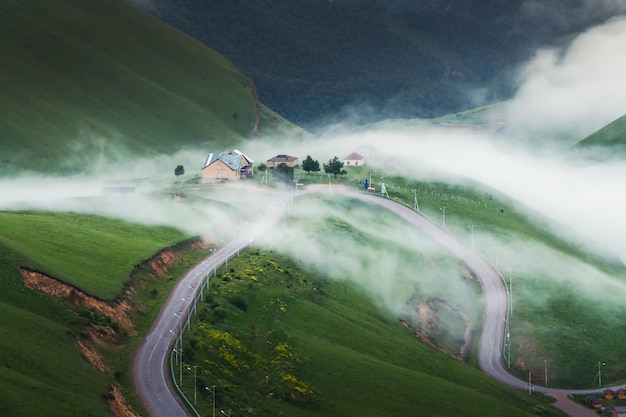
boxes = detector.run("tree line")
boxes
[253,155,348,185]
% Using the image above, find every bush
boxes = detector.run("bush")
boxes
[228,294,249,311]
[211,307,227,323]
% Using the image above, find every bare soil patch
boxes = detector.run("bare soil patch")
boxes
[20,238,206,417]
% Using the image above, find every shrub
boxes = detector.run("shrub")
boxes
[228,294,249,311]
[212,307,227,323]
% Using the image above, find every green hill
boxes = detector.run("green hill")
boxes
[0,211,192,416]
[0,211,189,300]
[0,206,565,417]
[576,114,626,149]
[0,0,300,175]
[179,248,563,417]
[3,176,624,415]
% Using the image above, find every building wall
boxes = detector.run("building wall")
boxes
[201,160,237,183]
[238,158,254,176]
[344,158,364,166]
[267,157,298,168]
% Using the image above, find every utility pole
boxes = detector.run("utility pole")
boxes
[187,365,197,406]
[440,206,446,229]
[492,246,499,271]
[206,385,216,417]
[598,361,605,387]
[173,347,183,385]
[505,267,513,315]
[412,189,420,211]
[506,322,511,369]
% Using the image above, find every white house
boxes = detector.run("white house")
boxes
[343,152,365,167]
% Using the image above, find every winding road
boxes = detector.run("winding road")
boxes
[133,185,608,417]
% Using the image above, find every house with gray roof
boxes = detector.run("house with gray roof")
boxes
[201,149,254,183]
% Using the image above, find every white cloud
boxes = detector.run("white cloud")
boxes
[505,16,626,141]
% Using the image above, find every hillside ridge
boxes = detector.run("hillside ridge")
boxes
[0,0,298,174]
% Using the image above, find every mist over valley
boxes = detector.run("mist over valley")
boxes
[2,0,626,416]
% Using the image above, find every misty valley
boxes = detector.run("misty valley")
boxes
[1,0,626,417]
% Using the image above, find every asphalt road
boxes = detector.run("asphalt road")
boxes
[133,185,610,417]
[133,193,290,417]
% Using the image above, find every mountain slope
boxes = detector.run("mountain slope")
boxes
[179,248,564,417]
[133,0,626,128]
[0,209,211,416]
[0,0,298,174]
[577,114,626,149]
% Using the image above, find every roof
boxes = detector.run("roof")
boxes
[344,152,364,160]
[267,154,298,162]
[613,406,626,412]
[203,149,253,170]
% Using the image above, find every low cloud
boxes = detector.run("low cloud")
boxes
[313,124,626,263]
[259,196,482,319]
[504,16,626,142]
[0,12,624,324]
[520,0,626,30]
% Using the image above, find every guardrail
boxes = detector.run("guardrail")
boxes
[168,247,244,416]
[165,184,511,415]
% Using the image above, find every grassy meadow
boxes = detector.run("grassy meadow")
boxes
[1,167,625,416]
[177,248,562,417]
[172,166,626,391]
[296,167,626,387]
[1,1,623,415]
[0,0,303,175]
[577,114,626,153]
[0,211,188,300]
[0,262,111,417]
[0,210,193,416]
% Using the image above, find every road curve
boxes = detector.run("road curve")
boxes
[335,190,620,396]
[333,191,513,386]
[133,195,290,416]
[133,185,609,417]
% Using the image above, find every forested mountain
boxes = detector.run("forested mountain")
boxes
[133,0,626,128]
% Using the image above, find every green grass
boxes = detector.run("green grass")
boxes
[0,208,209,416]
[0,170,624,416]
[0,242,112,417]
[280,196,485,361]
[340,172,626,387]
[255,171,626,388]
[0,211,188,300]
[326,165,624,273]
[102,241,215,417]
[178,249,563,417]
[513,277,626,388]
[0,0,303,174]
[577,114,626,149]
